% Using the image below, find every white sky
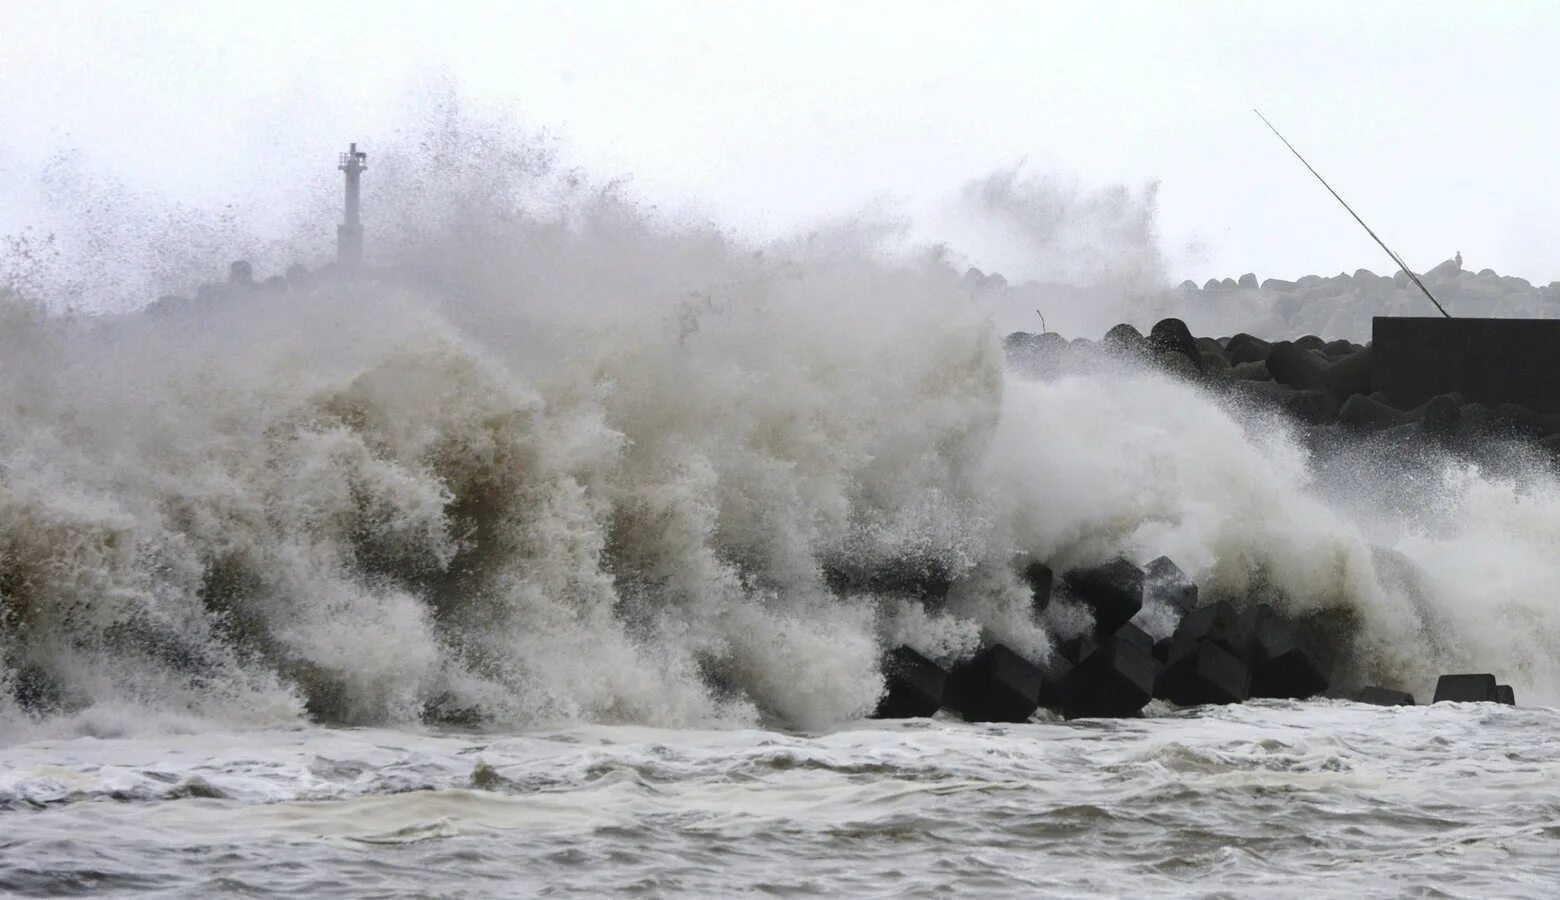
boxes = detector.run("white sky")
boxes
[3,0,1558,284]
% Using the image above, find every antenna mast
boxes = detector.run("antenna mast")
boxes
[1254,110,1449,318]
[337,142,368,271]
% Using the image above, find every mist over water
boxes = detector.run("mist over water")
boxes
[3,103,1560,749]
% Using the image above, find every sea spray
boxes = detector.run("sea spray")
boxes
[5,120,1560,740]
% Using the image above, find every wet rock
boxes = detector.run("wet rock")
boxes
[1357,686,1415,706]
[1267,341,1333,391]
[874,646,947,719]
[1065,558,1145,635]
[1432,673,1498,703]
[947,644,1045,723]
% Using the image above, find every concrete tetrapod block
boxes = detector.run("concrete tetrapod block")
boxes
[1357,686,1415,707]
[1025,561,1054,615]
[948,644,1045,723]
[1145,556,1199,617]
[874,646,947,719]
[1171,601,1260,663]
[1432,673,1498,703]
[1250,613,1334,699]
[1064,557,1145,635]
[1065,634,1159,719]
[1156,639,1251,706]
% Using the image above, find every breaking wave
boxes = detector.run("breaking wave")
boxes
[4,112,1560,742]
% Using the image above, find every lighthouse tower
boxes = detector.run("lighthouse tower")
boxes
[336,142,368,271]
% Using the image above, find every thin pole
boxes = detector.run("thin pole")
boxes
[1254,109,1450,318]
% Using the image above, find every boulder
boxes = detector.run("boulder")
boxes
[1145,556,1198,617]
[947,644,1045,722]
[1432,673,1498,703]
[1065,558,1145,635]
[1025,561,1054,614]
[1267,341,1333,391]
[1357,686,1415,706]
[874,646,947,718]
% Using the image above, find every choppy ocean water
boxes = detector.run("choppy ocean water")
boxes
[5,701,1558,897]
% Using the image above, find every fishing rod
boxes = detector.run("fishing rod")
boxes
[1254,109,1450,318]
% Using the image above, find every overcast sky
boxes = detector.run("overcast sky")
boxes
[3,0,1558,285]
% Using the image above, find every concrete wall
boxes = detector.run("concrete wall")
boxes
[1372,317,1560,412]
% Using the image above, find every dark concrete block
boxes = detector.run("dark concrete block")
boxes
[1357,686,1415,706]
[1432,673,1498,703]
[1227,333,1273,365]
[1149,318,1203,371]
[1103,323,1148,357]
[1065,558,1145,635]
[1326,346,1374,405]
[1146,556,1198,617]
[1171,601,1260,664]
[949,644,1044,723]
[1495,684,1516,706]
[1339,393,1405,433]
[1110,621,1155,655]
[1250,614,1333,699]
[1268,341,1333,391]
[1059,633,1100,665]
[874,646,947,719]
[1065,637,1158,719]
[1157,640,1251,706]
[1024,561,1054,615]
[1373,317,1560,413]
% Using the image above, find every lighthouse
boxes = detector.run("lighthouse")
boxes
[336,142,368,271]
